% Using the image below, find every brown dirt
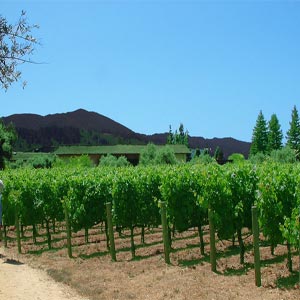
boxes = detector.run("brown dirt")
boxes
[1,225,300,300]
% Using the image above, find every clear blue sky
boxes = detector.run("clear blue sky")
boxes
[1,0,300,142]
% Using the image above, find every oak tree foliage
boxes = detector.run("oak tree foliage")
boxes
[0,10,39,90]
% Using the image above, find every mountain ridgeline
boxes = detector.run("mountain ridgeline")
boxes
[2,109,250,158]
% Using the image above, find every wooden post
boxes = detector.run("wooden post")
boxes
[15,207,21,254]
[251,206,261,287]
[64,205,72,258]
[208,204,216,272]
[159,201,170,264]
[3,225,7,248]
[106,202,116,261]
[299,206,300,286]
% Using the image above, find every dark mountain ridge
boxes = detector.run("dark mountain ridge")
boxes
[2,109,251,158]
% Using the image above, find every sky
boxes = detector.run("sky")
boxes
[1,0,300,142]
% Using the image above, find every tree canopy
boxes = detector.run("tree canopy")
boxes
[0,121,16,169]
[0,10,39,90]
[286,105,300,158]
[250,111,268,156]
[267,114,283,152]
[167,123,189,147]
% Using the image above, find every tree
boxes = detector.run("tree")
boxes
[0,10,39,90]
[214,146,224,162]
[0,121,16,169]
[167,125,173,144]
[286,105,300,158]
[267,114,283,152]
[250,111,268,155]
[167,123,189,147]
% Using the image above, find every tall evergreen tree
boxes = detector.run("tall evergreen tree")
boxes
[286,105,300,157]
[267,114,283,152]
[250,110,268,155]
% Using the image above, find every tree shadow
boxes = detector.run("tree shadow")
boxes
[27,244,67,255]
[4,258,24,265]
[223,262,254,276]
[131,249,164,261]
[261,253,287,267]
[79,250,109,259]
[276,272,299,289]
[178,254,210,267]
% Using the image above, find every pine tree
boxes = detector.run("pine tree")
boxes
[267,114,283,152]
[286,105,300,157]
[250,110,268,155]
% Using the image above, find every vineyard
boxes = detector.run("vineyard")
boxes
[0,162,300,298]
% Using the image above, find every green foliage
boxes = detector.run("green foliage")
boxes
[267,114,283,152]
[167,124,189,146]
[116,156,130,167]
[0,121,17,169]
[226,163,257,230]
[228,153,245,163]
[54,155,94,168]
[139,143,157,166]
[214,146,224,161]
[269,146,297,163]
[200,164,232,239]
[140,144,178,165]
[248,152,268,164]
[286,105,300,158]
[99,154,130,167]
[189,152,214,164]
[1,162,300,262]
[256,163,297,248]
[250,110,268,155]
[0,10,39,90]
[155,146,178,165]
[160,165,206,232]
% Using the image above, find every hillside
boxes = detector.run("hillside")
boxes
[1,109,251,158]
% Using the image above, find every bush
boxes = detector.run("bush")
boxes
[99,154,130,167]
[54,155,94,168]
[139,143,157,166]
[189,153,214,165]
[155,146,178,165]
[248,152,268,164]
[228,153,245,164]
[269,146,297,163]
[140,143,178,165]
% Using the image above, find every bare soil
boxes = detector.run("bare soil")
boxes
[1,225,300,300]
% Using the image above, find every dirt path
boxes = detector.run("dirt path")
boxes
[0,247,89,300]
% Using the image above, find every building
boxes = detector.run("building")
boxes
[54,144,190,165]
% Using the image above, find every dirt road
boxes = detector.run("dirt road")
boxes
[0,247,88,300]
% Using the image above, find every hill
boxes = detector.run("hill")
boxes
[1,109,251,158]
